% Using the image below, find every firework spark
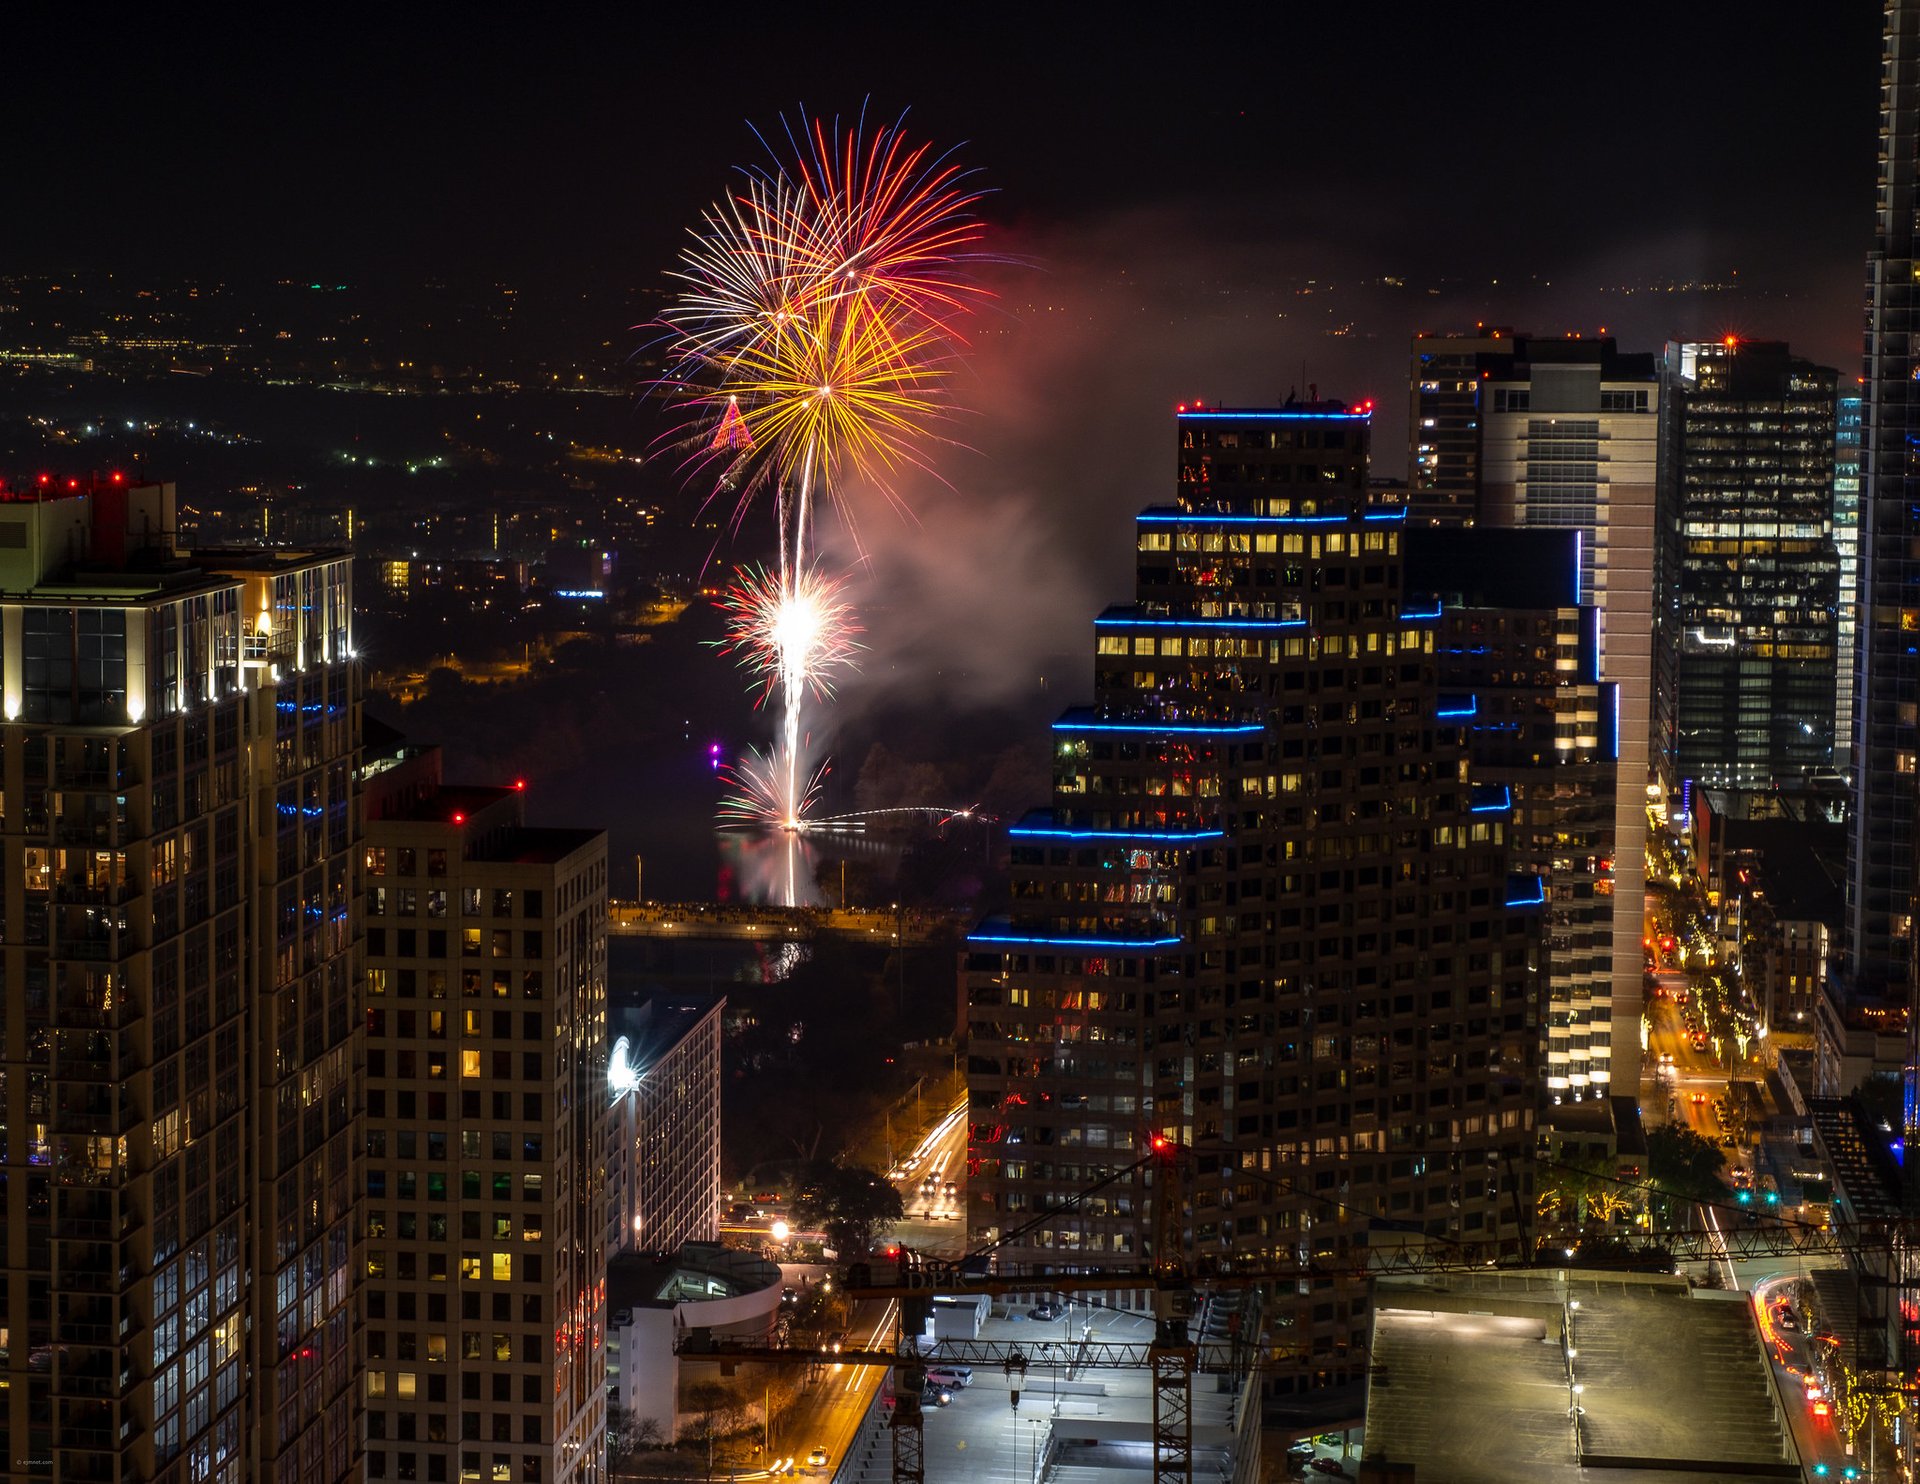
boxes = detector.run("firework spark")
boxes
[717,563,863,706]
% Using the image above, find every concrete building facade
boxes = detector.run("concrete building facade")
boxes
[360,748,609,1484]
[1476,336,1656,1097]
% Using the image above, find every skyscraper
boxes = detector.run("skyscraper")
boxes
[1834,390,1865,768]
[965,402,1542,1423]
[1855,0,1920,995]
[1655,339,1840,793]
[0,479,363,1484]
[1475,336,1656,1094]
[1407,329,1515,526]
[1407,529,1623,1111]
[359,745,609,1484]
[606,991,723,1257]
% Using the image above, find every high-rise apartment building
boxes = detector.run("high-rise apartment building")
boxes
[965,403,1543,1422]
[1855,0,1920,996]
[1408,529,1622,1110]
[360,746,609,1484]
[0,479,363,1484]
[1835,391,1865,768]
[1475,336,1656,1094]
[1654,340,1840,793]
[606,991,723,1256]
[1407,329,1515,525]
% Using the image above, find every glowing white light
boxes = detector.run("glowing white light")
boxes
[608,1036,642,1100]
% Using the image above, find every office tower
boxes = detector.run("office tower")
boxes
[1856,0,1920,995]
[360,746,609,1484]
[1407,328,1515,526]
[1654,340,1840,793]
[965,402,1542,1422]
[0,478,362,1484]
[606,992,723,1255]
[1476,335,1656,1094]
[1408,529,1623,1112]
[1834,390,1864,767]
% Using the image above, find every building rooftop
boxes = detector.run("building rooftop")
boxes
[1174,398,1373,419]
[1808,1096,1903,1222]
[611,992,720,1063]
[485,825,602,865]
[1405,527,1583,612]
[1365,1270,1796,1483]
[608,1243,780,1315]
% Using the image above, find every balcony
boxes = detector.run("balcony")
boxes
[53,879,142,908]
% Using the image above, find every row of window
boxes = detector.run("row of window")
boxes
[368,884,542,918]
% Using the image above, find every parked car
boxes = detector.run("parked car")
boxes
[1028,1303,1060,1321]
[1306,1461,1350,1479]
[926,1366,972,1390]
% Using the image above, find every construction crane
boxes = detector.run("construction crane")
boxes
[679,1139,1236,1484]
[677,1141,1920,1484]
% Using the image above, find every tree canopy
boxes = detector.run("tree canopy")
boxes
[793,1161,903,1258]
[1645,1123,1727,1213]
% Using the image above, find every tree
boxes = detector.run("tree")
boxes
[792,1161,904,1258]
[1645,1124,1727,1218]
[606,1406,662,1472]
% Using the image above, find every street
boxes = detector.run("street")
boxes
[888,1098,968,1255]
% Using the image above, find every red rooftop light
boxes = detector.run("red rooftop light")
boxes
[513,779,526,791]
[452,812,466,824]
[111,472,124,483]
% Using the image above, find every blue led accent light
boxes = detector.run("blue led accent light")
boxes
[1436,695,1478,719]
[1470,786,1513,814]
[1009,825,1226,843]
[1175,410,1369,421]
[1052,719,1265,737]
[1505,877,1547,908]
[1137,510,1348,527]
[1363,507,1408,522]
[1094,615,1305,631]
[967,931,1186,950]
[1401,602,1443,621]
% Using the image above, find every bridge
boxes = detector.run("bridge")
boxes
[608,901,964,945]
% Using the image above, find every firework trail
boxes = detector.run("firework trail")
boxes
[660,107,989,863]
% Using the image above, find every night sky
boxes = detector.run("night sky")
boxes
[5,4,1891,636]
[11,5,1880,302]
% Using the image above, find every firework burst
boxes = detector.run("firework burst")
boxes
[716,563,863,706]
[718,745,828,831]
[660,107,988,892]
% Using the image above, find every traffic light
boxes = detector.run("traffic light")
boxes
[1813,1465,1830,1477]
[1737,1190,1752,1205]
[1765,1191,1780,1206]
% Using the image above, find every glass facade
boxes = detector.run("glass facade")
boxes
[1657,340,1840,792]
